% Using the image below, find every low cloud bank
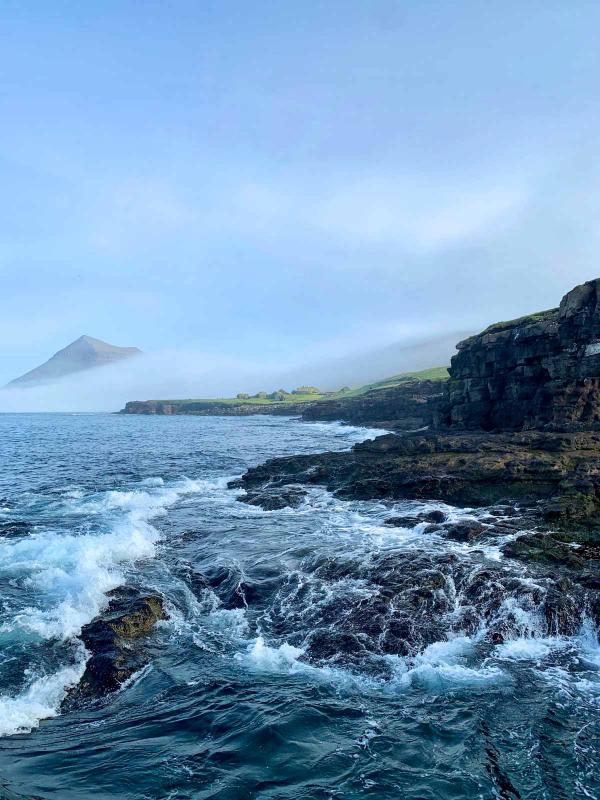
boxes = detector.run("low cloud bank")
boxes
[0,332,464,413]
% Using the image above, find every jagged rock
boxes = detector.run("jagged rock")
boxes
[73,590,167,699]
[238,429,600,523]
[503,534,587,569]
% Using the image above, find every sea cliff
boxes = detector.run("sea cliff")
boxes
[235,279,600,589]
[440,279,600,430]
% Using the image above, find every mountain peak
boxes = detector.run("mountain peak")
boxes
[5,336,142,388]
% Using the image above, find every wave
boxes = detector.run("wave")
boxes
[0,643,87,737]
[0,476,225,736]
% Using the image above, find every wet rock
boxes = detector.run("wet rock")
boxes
[384,509,446,528]
[384,515,419,528]
[238,486,307,510]
[444,520,487,542]
[503,534,588,570]
[544,580,583,635]
[422,524,443,534]
[238,427,600,526]
[73,590,167,699]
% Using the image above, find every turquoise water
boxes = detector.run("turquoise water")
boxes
[0,413,598,799]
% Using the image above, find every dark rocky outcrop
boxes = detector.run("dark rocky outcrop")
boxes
[385,509,447,527]
[237,485,307,511]
[439,278,600,431]
[71,589,167,700]
[301,380,445,429]
[238,429,600,523]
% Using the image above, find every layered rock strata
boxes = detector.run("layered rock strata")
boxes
[440,278,600,431]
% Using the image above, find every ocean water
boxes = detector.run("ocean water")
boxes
[0,412,598,800]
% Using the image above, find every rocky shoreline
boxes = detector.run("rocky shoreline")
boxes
[231,278,600,612]
[75,278,600,699]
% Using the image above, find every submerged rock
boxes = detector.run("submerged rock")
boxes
[0,520,31,538]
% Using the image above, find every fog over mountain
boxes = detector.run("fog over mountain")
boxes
[6,336,141,388]
[2,3,599,407]
[0,330,465,413]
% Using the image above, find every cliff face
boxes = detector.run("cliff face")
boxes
[440,278,600,431]
[302,380,445,429]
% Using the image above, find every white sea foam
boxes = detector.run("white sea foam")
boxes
[390,636,503,690]
[0,476,214,737]
[0,644,87,737]
[495,637,567,661]
[239,636,307,672]
[302,420,388,443]
[236,633,503,693]
[578,618,600,670]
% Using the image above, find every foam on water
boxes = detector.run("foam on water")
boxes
[0,476,221,736]
[0,644,87,737]
[389,636,504,690]
[240,636,307,672]
[495,637,568,661]
[236,633,505,694]
[300,420,387,443]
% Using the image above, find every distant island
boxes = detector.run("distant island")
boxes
[5,335,141,388]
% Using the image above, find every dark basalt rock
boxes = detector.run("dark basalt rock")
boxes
[444,521,487,542]
[72,589,167,700]
[238,428,600,525]
[301,380,445,430]
[238,486,307,511]
[503,531,600,571]
[438,277,600,432]
[385,509,447,527]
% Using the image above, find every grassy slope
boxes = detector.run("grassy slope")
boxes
[146,366,449,407]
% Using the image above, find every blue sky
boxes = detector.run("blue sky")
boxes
[2,1,600,389]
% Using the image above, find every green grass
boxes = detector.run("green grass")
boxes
[480,308,559,336]
[144,366,449,407]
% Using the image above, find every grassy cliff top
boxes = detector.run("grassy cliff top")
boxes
[480,308,559,336]
[142,367,449,407]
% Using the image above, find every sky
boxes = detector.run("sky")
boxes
[2,1,600,405]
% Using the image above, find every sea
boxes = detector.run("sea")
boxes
[0,412,598,799]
